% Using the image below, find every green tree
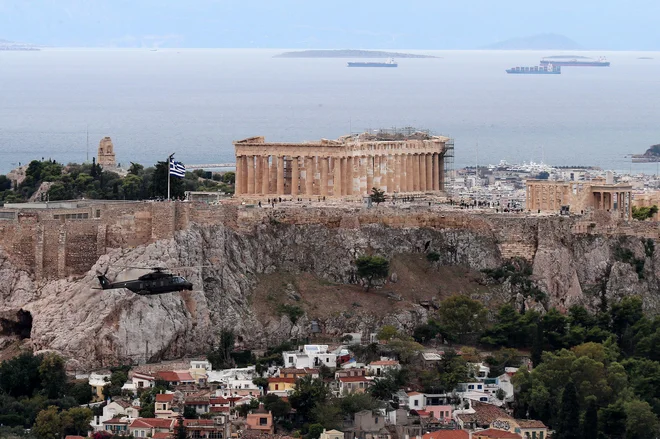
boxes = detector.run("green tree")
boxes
[222,172,236,184]
[355,255,389,291]
[556,381,580,439]
[289,376,330,421]
[208,330,236,370]
[121,174,143,200]
[33,406,62,439]
[263,393,291,419]
[68,381,93,405]
[624,398,659,439]
[308,423,324,439]
[62,407,93,436]
[183,405,198,419]
[176,415,187,439]
[39,353,67,399]
[377,325,398,341]
[436,295,488,343]
[310,400,342,430]
[370,187,385,205]
[128,162,144,176]
[582,397,598,439]
[0,351,43,398]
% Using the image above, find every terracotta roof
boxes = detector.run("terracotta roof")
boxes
[515,419,547,429]
[210,397,229,404]
[458,401,512,427]
[422,431,470,439]
[177,372,195,381]
[156,371,181,382]
[130,418,175,429]
[407,391,423,396]
[211,406,231,412]
[269,377,296,384]
[473,428,521,439]
[155,393,174,402]
[65,436,86,439]
[339,376,370,382]
[369,360,399,366]
[412,409,432,418]
[133,372,155,380]
[152,433,172,439]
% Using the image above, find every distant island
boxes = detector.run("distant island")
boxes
[0,39,40,51]
[481,33,583,50]
[275,49,438,59]
[632,144,660,162]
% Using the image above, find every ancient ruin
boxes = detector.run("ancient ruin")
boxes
[97,136,117,167]
[233,130,452,197]
[526,177,633,219]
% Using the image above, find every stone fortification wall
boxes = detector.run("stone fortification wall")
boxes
[0,201,658,281]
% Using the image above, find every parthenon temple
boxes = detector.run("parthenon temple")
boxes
[233,131,451,197]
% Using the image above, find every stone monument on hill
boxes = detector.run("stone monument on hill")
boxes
[97,137,116,167]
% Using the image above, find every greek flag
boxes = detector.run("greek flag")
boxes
[169,158,186,178]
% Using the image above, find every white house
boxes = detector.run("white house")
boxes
[189,359,213,382]
[282,345,336,369]
[122,372,155,394]
[468,363,490,380]
[90,400,138,432]
[407,392,425,409]
[367,359,400,376]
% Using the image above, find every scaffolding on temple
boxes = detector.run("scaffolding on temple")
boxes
[443,138,455,195]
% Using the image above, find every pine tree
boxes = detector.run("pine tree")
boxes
[556,381,580,439]
[582,398,598,439]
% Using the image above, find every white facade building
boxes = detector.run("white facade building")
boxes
[282,345,337,369]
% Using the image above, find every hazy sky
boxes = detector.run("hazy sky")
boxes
[1,0,659,50]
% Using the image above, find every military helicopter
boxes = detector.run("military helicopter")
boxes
[96,266,194,296]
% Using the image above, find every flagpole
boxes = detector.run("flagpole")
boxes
[167,153,174,201]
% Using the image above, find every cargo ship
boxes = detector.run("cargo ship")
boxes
[540,56,610,67]
[506,64,561,74]
[347,58,398,68]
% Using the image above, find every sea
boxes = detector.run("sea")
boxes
[1,48,660,175]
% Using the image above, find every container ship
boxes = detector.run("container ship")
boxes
[540,56,610,67]
[347,58,397,68]
[506,65,561,74]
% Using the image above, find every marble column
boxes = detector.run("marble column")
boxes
[432,153,440,191]
[366,157,374,193]
[235,156,243,195]
[305,157,314,197]
[334,157,342,197]
[412,154,420,191]
[400,155,408,192]
[394,155,402,193]
[241,156,248,195]
[261,156,269,195]
[269,156,277,194]
[255,156,262,195]
[320,157,329,197]
[291,156,299,197]
[419,154,427,192]
[426,154,433,191]
[277,156,285,195]
[373,156,381,189]
[247,155,255,194]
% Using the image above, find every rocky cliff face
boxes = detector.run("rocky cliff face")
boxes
[0,210,657,370]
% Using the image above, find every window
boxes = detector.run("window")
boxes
[288,357,293,364]
[326,358,329,363]
[468,385,474,390]
[477,385,483,390]
[275,384,279,390]
[480,397,488,402]
[138,381,144,388]
[414,400,419,406]
[259,417,268,425]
